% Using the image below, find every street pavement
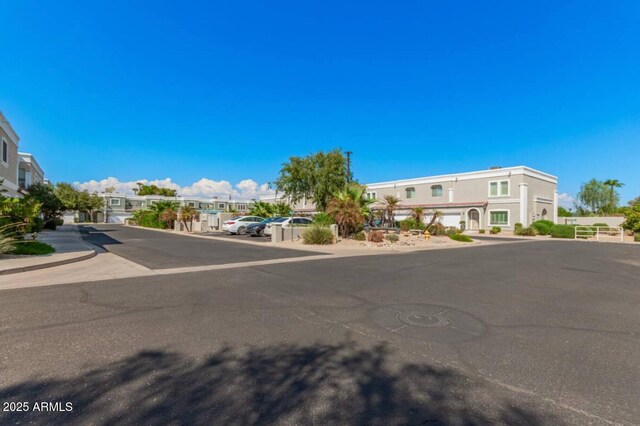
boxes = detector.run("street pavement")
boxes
[1,228,639,425]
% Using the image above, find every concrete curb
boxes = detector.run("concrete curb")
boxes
[0,249,97,276]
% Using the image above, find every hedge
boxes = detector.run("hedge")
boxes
[550,224,575,239]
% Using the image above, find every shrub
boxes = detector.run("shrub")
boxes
[490,226,501,234]
[353,231,366,241]
[31,217,44,232]
[385,234,400,243]
[427,223,447,236]
[44,219,58,230]
[516,227,537,236]
[514,223,523,231]
[10,240,56,255]
[622,205,640,233]
[302,224,334,245]
[445,227,461,236]
[478,229,485,234]
[313,212,335,226]
[449,233,472,243]
[369,230,385,243]
[399,219,425,232]
[536,220,555,228]
[531,221,551,235]
[635,233,640,242]
[592,223,608,227]
[54,217,64,226]
[550,224,575,239]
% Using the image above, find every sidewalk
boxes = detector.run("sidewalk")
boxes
[0,225,97,275]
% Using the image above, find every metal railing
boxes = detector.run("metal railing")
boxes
[574,226,624,242]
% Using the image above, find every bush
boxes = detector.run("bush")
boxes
[516,227,537,236]
[54,217,64,226]
[536,220,555,228]
[531,221,551,235]
[10,241,56,255]
[385,234,399,243]
[31,217,44,232]
[353,231,366,241]
[514,223,523,231]
[399,219,425,232]
[592,223,608,227]
[635,233,640,243]
[427,223,447,236]
[302,224,334,245]
[478,229,485,234]
[449,233,473,243]
[44,219,58,230]
[369,230,385,243]
[445,227,461,236]
[550,224,575,239]
[490,226,501,234]
[313,212,335,226]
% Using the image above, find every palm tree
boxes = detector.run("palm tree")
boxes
[179,206,198,232]
[327,194,363,237]
[603,179,623,213]
[272,202,293,217]
[383,195,400,227]
[411,207,425,225]
[249,201,274,218]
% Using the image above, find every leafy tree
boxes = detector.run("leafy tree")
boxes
[275,149,350,212]
[602,179,623,212]
[136,182,177,197]
[0,196,41,235]
[272,202,293,216]
[622,205,640,234]
[575,179,610,215]
[150,201,180,228]
[55,182,80,211]
[628,196,640,207]
[26,183,65,225]
[557,206,573,217]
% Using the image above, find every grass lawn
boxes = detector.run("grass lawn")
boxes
[10,241,56,255]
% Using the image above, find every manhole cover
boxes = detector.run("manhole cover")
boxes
[371,304,485,343]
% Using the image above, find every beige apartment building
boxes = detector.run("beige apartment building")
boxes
[0,111,21,197]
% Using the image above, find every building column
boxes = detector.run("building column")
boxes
[553,190,559,224]
[519,183,528,226]
[448,188,454,203]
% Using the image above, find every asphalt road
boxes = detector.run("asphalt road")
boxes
[78,224,320,269]
[1,236,639,425]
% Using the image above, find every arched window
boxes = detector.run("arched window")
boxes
[431,185,443,197]
[541,209,548,220]
[405,187,416,199]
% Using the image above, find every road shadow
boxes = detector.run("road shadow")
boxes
[77,225,123,250]
[0,341,558,425]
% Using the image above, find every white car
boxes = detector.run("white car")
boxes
[222,216,264,235]
[263,217,313,236]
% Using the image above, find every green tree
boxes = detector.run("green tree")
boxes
[26,183,65,225]
[411,207,425,225]
[627,196,640,207]
[622,205,640,234]
[272,202,293,216]
[327,193,364,237]
[602,179,623,213]
[54,182,80,211]
[249,201,275,218]
[575,179,610,215]
[179,205,198,232]
[557,206,573,217]
[275,149,350,212]
[136,182,177,197]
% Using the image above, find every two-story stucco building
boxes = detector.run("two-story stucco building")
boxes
[99,193,255,223]
[18,152,45,190]
[262,165,558,230]
[0,111,21,197]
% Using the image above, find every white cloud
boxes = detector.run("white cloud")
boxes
[557,192,575,209]
[73,177,274,200]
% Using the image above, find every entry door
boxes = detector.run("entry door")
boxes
[468,209,480,230]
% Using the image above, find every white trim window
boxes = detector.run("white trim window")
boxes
[217,203,226,210]
[110,198,121,206]
[405,187,416,199]
[489,180,510,197]
[489,210,509,226]
[366,191,377,200]
[237,203,247,211]
[187,202,196,207]
[1,138,8,165]
[431,185,443,197]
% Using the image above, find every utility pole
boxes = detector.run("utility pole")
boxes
[345,151,352,183]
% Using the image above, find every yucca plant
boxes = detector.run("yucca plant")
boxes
[0,220,17,255]
[411,207,425,225]
[179,206,198,232]
[327,195,364,237]
[383,195,401,227]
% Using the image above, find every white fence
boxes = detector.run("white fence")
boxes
[575,226,624,242]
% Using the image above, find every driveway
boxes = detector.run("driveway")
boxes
[1,238,638,424]
[79,224,321,269]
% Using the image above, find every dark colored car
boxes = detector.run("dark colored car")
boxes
[246,217,283,237]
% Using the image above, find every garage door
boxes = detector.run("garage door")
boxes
[440,213,461,227]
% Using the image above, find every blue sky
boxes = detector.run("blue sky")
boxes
[1,1,638,204]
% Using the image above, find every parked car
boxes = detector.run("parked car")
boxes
[222,216,264,235]
[246,217,284,237]
[263,217,313,236]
